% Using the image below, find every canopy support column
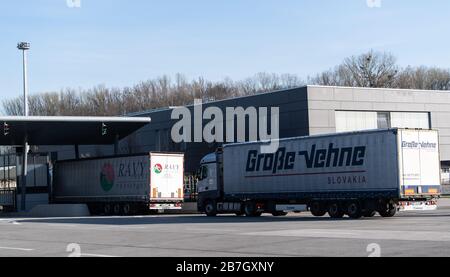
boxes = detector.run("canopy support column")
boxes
[75,145,80,159]
[21,136,28,211]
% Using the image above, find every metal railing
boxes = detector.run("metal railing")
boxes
[0,154,17,190]
[0,189,16,212]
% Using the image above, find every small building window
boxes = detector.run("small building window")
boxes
[377,112,391,129]
[391,112,430,129]
[336,111,431,133]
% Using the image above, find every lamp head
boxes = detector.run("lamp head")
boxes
[17,42,30,50]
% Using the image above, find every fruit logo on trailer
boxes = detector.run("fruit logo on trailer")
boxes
[100,163,115,192]
[154,163,163,174]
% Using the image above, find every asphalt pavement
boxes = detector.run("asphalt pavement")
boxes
[1,199,450,257]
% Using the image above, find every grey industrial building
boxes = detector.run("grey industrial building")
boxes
[42,85,450,181]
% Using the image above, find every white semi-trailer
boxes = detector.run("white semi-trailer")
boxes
[52,153,184,215]
[197,129,441,218]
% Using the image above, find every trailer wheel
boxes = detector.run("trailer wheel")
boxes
[122,204,131,216]
[346,202,362,219]
[204,201,217,217]
[378,202,397,218]
[310,201,327,217]
[103,204,112,215]
[328,202,345,219]
[113,204,121,215]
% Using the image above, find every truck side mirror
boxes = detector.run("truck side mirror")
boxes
[196,169,202,181]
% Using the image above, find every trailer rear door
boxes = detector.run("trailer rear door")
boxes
[149,153,184,202]
[398,129,441,198]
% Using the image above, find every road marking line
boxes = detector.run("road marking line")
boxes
[47,224,78,228]
[81,253,120,258]
[242,229,450,242]
[0,247,34,252]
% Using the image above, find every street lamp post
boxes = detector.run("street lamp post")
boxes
[17,42,30,211]
[17,42,30,116]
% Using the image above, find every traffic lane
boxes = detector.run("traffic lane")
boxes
[1,225,450,257]
[2,209,450,257]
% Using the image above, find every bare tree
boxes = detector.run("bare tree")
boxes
[395,66,450,90]
[3,54,450,118]
[310,50,399,88]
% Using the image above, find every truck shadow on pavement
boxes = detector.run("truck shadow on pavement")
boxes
[17,212,450,226]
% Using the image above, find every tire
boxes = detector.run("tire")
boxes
[113,204,121,215]
[379,202,397,218]
[122,204,131,216]
[244,202,262,217]
[204,201,218,217]
[363,210,377,218]
[104,204,112,215]
[346,201,362,219]
[328,202,345,219]
[272,211,288,217]
[310,201,327,217]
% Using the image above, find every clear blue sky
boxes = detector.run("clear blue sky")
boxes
[1,0,450,99]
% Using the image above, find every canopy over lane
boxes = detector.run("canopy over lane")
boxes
[0,116,151,146]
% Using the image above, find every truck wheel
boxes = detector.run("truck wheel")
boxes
[244,202,262,217]
[205,201,217,217]
[379,203,398,218]
[310,201,327,217]
[272,211,288,217]
[346,202,362,219]
[328,202,344,219]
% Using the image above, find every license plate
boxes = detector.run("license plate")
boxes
[150,204,181,210]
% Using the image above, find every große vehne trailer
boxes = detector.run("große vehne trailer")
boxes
[197,129,441,219]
